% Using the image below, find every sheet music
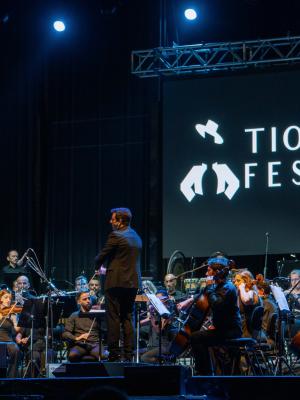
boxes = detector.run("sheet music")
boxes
[270,284,290,312]
[146,293,171,318]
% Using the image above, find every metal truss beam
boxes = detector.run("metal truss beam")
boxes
[131,36,300,78]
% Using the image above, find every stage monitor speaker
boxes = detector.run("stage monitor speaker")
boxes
[52,361,142,378]
[124,365,191,396]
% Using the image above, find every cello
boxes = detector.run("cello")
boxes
[169,292,210,357]
[169,257,233,357]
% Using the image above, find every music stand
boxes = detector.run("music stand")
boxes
[270,285,295,375]
[18,298,46,378]
[145,293,171,365]
[78,309,106,360]
[134,292,148,363]
[60,295,78,318]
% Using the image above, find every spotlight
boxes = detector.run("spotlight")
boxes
[53,20,65,32]
[184,8,197,21]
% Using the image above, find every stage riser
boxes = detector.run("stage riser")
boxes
[0,370,299,399]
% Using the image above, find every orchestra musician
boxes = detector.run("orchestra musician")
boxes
[164,274,185,302]
[0,250,30,289]
[13,275,37,306]
[89,276,105,306]
[62,290,101,362]
[284,269,300,337]
[0,289,21,377]
[256,279,278,343]
[140,288,178,363]
[233,270,261,338]
[75,275,89,292]
[178,252,242,375]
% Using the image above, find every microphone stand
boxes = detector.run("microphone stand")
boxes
[176,261,208,280]
[24,251,61,376]
[263,233,270,279]
[188,257,195,295]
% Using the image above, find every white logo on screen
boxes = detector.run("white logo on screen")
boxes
[180,119,300,201]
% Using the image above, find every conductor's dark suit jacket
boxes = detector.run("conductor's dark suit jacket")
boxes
[95,227,142,291]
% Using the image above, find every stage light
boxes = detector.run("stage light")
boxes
[184,8,197,21]
[53,20,65,32]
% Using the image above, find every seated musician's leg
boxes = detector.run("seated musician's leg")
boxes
[89,343,100,361]
[190,330,221,375]
[6,343,20,378]
[68,345,87,362]
[141,347,159,363]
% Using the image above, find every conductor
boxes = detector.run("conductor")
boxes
[95,208,142,362]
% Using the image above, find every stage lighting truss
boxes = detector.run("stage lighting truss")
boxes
[131,36,300,78]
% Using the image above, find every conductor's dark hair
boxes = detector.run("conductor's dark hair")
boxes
[111,207,132,226]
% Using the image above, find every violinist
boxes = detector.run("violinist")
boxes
[233,270,261,338]
[183,252,242,375]
[256,279,278,343]
[140,288,178,363]
[0,289,21,377]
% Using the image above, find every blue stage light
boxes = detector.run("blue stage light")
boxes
[53,20,65,32]
[184,8,197,21]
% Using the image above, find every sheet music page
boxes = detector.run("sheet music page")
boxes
[270,285,290,311]
[146,293,171,318]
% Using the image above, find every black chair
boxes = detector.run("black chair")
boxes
[208,307,266,376]
[250,306,264,341]
[0,342,8,377]
[206,336,259,376]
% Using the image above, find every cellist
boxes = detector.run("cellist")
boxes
[178,252,242,375]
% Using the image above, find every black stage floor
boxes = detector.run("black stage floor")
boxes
[0,363,299,400]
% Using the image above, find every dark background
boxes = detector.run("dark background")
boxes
[1,0,300,288]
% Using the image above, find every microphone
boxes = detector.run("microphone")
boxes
[16,250,29,267]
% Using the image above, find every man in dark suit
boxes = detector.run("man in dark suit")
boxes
[95,207,142,361]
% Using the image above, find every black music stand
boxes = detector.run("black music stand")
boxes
[78,309,106,360]
[18,297,63,377]
[60,295,78,318]
[145,293,171,365]
[270,285,295,375]
[18,298,46,378]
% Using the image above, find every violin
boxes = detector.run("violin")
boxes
[0,305,23,317]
